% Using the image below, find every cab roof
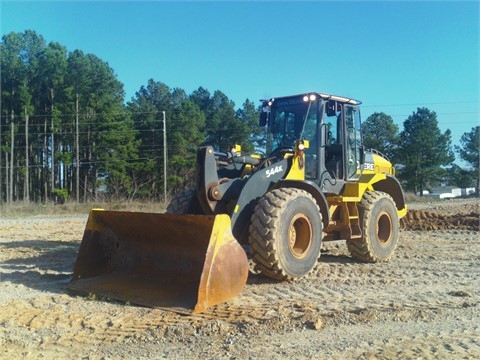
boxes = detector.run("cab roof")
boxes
[263,92,362,105]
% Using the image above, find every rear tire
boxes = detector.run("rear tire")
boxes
[249,188,323,280]
[347,191,399,262]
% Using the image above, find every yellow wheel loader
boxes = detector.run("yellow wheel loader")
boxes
[69,92,407,313]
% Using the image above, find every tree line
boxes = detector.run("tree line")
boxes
[362,112,479,195]
[1,30,261,204]
[1,30,478,204]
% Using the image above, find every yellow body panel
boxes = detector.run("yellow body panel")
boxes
[342,173,387,200]
[372,153,395,175]
[285,140,308,181]
[285,153,305,180]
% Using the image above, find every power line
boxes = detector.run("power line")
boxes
[385,111,479,117]
[0,156,162,170]
[1,99,478,121]
[363,100,480,108]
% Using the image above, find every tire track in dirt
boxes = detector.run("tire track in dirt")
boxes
[1,201,479,359]
[0,295,201,352]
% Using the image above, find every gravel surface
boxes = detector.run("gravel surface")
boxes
[0,199,479,359]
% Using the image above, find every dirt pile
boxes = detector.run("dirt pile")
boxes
[401,200,479,231]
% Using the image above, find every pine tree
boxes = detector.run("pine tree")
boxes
[397,107,454,195]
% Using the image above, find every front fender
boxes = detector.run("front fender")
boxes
[230,158,290,244]
[277,180,330,229]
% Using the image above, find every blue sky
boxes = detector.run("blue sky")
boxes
[1,1,479,158]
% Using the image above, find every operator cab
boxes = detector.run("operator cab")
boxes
[260,92,364,194]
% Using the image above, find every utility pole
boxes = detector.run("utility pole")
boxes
[75,94,80,203]
[0,110,2,205]
[25,110,29,203]
[163,111,167,201]
[10,109,14,203]
[50,88,55,197]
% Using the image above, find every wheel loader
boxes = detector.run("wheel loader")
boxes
[68,92,407,313]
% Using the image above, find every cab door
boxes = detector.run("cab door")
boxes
[344,106,363,180]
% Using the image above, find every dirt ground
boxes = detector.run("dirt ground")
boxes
[0,198,479,359]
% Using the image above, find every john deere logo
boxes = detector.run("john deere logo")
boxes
[363,163,375,171]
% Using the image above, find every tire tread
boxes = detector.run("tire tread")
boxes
[249,188,322,280]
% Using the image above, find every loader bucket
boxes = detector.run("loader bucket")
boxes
[68,210,249,313]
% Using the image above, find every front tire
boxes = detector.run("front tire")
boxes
[249,188,323,280]
[347,191,399,262]
[166,189,196,214]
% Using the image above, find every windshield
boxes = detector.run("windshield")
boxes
[268,98,319,153]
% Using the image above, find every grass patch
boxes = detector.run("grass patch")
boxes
[404,192,436,203]
[0,199,169,217]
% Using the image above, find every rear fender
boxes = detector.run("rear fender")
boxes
[372,175,407,217]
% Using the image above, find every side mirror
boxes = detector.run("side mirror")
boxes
[259,112,268,127]
[326,100,337,117]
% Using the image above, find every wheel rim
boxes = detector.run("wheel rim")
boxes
[377,211,392,246]
[288,214,313,259]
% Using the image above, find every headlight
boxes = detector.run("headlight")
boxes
[303,94,317,102]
